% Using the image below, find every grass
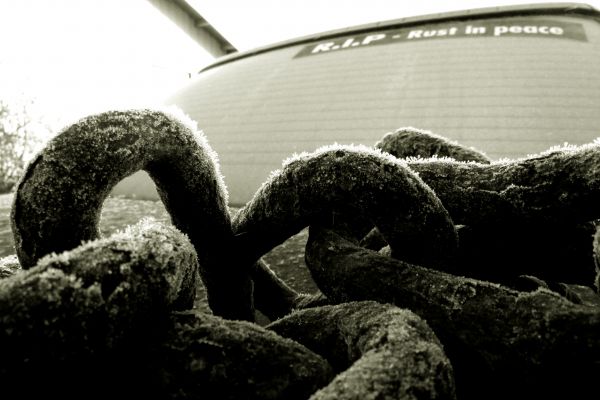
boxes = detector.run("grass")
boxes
[0,193,13,260]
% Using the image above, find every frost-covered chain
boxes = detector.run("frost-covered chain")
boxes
[10,109,252,320]
[268,301,456,400]
[305,226,600,399]
[1,109,335,398]
[369,127,600,287]
[5,107,600,399]
[232,145,458,270]
[232,144,461,321]
[375,126,491,163]
[0,220,198,396]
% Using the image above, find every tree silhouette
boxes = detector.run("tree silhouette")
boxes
[0,98,47,193]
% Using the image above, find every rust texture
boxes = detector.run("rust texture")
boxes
[4,109,600,399]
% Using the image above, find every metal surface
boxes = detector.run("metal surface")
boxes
[146,0,237,57]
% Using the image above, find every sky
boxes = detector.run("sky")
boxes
[1,0,599,130]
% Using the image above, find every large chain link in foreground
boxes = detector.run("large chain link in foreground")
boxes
[2,111,600,399]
